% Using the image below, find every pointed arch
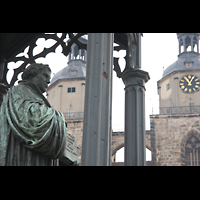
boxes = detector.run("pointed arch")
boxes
[185,36,191,51]
[180,129,200,165]
[193,36,198,52]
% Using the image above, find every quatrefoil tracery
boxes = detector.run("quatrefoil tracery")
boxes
[5,33,87,87]
[5,33,138,87]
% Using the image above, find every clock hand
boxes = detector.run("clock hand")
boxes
[184,77,190,84]
[188,76,195,85]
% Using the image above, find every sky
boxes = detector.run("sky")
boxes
[6,33,180,162]
[113,33,179,132]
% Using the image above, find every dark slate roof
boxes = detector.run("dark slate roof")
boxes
[162,52,200,78]
[50,60,86,86]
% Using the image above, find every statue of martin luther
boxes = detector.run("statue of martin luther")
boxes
[0,63,69,166]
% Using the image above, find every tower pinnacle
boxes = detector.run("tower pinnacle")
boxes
[177,33,200,55]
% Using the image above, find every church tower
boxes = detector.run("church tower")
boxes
[46,37,87,161]
[150,33,200,166]
[157,33,200,113]
[46,37,87,117]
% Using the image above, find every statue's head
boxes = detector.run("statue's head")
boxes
[22,63,51,93]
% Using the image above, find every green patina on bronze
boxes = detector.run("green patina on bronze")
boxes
[0,63,67,166]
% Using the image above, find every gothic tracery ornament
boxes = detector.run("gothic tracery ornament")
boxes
[5,33,87,87]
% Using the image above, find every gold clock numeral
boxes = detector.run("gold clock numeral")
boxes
[184,88,188,92]
[180,83,184,85]
[181,86,185,89]
[196,82,200,84]
[195,79,199,81]
[189,89,192,92]
[195,85,199,88]
[188,75,191,79]
[193,88,196,91]
[181,80,184,82]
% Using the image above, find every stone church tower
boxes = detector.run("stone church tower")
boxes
[46,37,87,160]
[150,33,200,166]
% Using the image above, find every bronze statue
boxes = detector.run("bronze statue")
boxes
[0,63,69,166]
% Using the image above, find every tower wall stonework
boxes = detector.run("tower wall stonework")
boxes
[150,114,200,166]
[66,120,83,161]
[153,33,200,166]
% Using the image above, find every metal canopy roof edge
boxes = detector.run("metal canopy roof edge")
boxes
[0,33,133,61]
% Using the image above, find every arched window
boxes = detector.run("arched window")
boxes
[185,135,200,166]
[73,45,79,59]
[185,36,191,52]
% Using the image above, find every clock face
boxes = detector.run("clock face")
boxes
[179,75,200,93]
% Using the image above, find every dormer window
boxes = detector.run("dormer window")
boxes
[69,66,77,76]
[184,57,194,69]
[186,62,192,68]
[70,70,76,76]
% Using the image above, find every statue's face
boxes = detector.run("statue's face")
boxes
[31,68,51,93]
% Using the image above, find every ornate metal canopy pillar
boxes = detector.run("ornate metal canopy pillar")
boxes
[81,33,113,166]
[123,33,150,166]
[122,68,149,166]
[114,33,150,166]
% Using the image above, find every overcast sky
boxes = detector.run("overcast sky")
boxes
[113,33,179,161]
[6,33,180,161]
[112,33,179,131]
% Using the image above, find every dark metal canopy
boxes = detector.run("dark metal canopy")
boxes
[0,33,40,61]
[0,33,137,87]
[0,33,129,59]
[0,33,129,58]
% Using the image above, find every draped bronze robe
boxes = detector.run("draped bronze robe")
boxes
[0,81,66,166]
